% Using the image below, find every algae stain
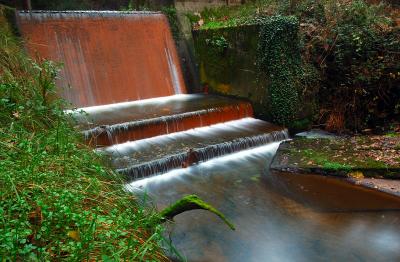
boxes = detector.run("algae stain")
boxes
[216,83,231,94]
[250,175,260,182]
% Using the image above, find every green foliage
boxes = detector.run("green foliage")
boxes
[205,35,229,53]
[193,0,399,132]
[0,7,167,260]
[192,0,280,29]
[320,0,400,131]
[257,15,301,127]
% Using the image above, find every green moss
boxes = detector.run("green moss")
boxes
[385,132,400,138]
[280,137,400,179]
[363,157,389,169]
[160,194,235,230]
[161,6,181,42]
[298,147,352,171]
[0,5,18,36]
[322,162,351,171]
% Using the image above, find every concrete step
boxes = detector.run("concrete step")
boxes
[100,118,288,180]
[70,94,253,146]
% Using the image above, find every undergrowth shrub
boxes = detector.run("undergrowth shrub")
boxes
[320,0,399,131]
[192,0,399,132]
[292,0,399,131]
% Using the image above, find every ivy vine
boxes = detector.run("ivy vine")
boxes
[257,16,301,127]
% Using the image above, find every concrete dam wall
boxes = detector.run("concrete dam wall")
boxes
[17,11,186,107]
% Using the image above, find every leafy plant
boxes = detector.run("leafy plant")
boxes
[205,35,229,52]
[257,15,302,127]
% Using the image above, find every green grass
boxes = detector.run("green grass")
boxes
[385,132,400,138]
[188,0,282,29]
[0,8,168,261]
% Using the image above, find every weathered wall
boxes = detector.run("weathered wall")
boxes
[193,23,317,130]
[193,25,269,118]
[175,0,244,12]
[174,11,202,93]
[17,11,186,108]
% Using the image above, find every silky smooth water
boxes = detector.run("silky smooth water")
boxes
[17,11,186,107]
[105,118,286,179]
[127,143,400,262]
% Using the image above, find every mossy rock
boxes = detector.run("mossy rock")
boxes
[271,136,400,179]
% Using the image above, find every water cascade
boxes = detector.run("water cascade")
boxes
[71,94,254,146]
[17,10,287,179]
[102,118,288,179]
[17,11,186,107]
[17,10,400,261]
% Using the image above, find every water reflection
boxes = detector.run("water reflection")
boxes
[128,143,400,261]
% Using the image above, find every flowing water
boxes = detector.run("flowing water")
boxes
[17,11,186,107]
[70,94,254,146]
[102,118,287,179]
[127,143,400,261]
[18,11,400,261]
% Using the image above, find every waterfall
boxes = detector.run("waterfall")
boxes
[18,11,287,182]
[100,118,288,180]
[17,10,187,107]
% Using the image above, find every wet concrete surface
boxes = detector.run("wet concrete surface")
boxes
[128,143,400,261]
[17,11,186,107]
[71,94,252,129]
[104,118,285,170]
[71,94,254,146]
[271,137,400,197]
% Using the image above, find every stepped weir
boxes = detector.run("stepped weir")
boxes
[17,10,288,179]
[17,10,400,261]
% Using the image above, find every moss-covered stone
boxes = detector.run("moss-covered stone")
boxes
[271,136,400,179]
[257,16,301,127]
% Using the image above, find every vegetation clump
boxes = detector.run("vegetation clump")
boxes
[257,15,301,127]
[0,7,168,260]
[191,0,400,133]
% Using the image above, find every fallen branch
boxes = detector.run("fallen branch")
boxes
[159,194,235,230]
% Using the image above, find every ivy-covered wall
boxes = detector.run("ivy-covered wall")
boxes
[193,18,317,130]
[257,16,301,127]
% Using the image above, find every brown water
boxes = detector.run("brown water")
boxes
[127,143,400,261]
[17,11,186,107]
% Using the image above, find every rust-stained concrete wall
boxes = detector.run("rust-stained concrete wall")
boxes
[17,11,187,107]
